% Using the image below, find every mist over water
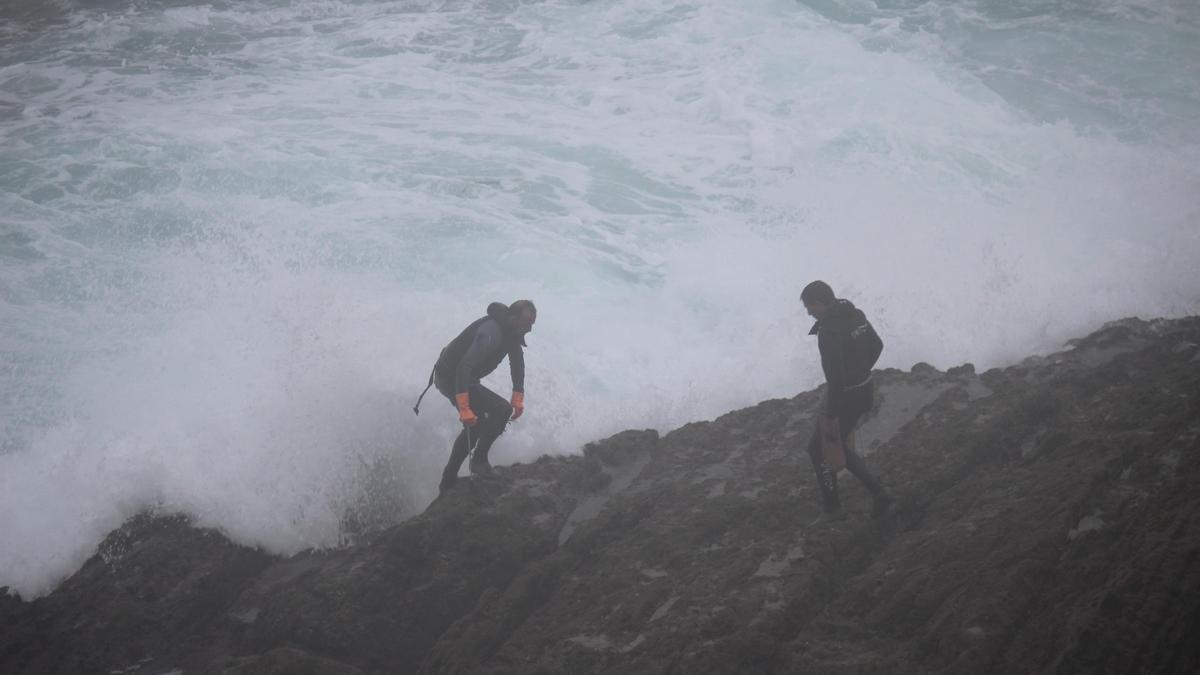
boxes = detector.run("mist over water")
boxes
[2,0,1197,597]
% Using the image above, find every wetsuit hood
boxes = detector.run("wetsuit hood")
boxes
[487,301,526,346]
[809,298,858,335]
[486,302,509,320]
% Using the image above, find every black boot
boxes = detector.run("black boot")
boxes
[440,429,472,493]
[469,416,503,475]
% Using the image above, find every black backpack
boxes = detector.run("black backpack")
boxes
[851,320,884,371]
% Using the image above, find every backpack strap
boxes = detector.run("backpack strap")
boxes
[412,365,437,415]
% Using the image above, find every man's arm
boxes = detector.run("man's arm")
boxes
[509,344,525,393]
[455,320,500,394]
[508,344,526,420]
[819,329,848,415]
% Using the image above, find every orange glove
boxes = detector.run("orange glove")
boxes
[455,393,477,426]
[510,391,525,420]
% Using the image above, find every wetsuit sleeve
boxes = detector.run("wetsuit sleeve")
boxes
[509,344,525,393]
[818,328,848,415]
[456,320,500,395]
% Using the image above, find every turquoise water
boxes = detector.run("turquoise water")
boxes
[2,0,1198,597]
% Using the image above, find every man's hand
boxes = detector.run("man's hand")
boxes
[455,393,478,426]
[510,391,525,420]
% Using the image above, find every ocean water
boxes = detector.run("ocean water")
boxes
[1,0,1197,597]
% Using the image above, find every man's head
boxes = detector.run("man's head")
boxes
[800,280,836,319]
[509,299,537,334]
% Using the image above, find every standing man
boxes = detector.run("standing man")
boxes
[415,300,536,494]
[801,281,892,518]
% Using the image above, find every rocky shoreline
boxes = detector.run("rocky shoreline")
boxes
[3,317,1199,674]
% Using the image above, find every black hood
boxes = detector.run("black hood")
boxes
[809,299,858,335]
[486,302,509,320]
[486,301,526,347]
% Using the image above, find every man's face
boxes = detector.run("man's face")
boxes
[513,310,536,334]
[803,299,828,320]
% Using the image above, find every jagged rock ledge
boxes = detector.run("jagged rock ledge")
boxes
[3,317,1199,674]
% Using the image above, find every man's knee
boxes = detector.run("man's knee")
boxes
[484,403,512,434]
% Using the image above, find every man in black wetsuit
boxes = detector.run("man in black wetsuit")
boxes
[416,300,536,494]
[801,281,892,518]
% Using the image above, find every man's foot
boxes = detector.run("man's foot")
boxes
[438,477,456,495]
[468,459,493,476]
[872,493,894,520]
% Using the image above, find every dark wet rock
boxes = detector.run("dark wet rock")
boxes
[0,513,275,675]
[209,647,366,675]
[910,361,939,375]
[1173,341,1198,357]
[3,317,1199,674]
[946,362,975,376]
[583,428,658,467]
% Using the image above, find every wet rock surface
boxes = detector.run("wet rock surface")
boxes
[3,317,1199,674]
